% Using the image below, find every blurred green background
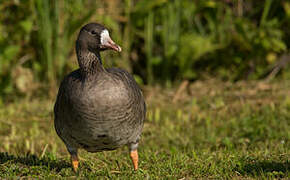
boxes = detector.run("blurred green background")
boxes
[1,0,290,98]
[0,1,290,178]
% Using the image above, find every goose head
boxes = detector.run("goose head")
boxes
[77,23,122,53]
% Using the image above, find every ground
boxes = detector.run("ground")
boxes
[0,80,289,179]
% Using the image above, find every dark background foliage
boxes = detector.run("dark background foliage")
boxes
[0,0,290,97]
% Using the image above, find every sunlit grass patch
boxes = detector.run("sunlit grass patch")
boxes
[0,80,289,178]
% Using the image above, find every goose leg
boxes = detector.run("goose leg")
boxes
[129,143,139,170]
[67,147,79,172]
[71,154,79,172]
[130,149,138,170]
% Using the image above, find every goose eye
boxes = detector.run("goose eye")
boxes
[91,30,97,35]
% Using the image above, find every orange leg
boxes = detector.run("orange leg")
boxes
[71,154,79,172]
[130,150,138,170]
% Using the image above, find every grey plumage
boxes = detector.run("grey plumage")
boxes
[53,23,145,169]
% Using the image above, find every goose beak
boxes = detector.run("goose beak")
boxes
[103,37,122,52]
[100,30,122,52]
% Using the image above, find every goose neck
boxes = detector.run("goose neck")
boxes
[76,44,104,76]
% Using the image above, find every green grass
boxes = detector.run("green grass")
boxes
[0,80,289,179]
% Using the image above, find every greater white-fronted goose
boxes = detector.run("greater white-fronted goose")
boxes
[54,23,146,171]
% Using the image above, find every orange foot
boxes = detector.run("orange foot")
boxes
[71,154,79,172]
[130,150,138,170]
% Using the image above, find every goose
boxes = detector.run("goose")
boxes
[54,23,146,171]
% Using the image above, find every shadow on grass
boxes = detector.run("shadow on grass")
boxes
[0,152,70,172]
[235,159,289,178]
